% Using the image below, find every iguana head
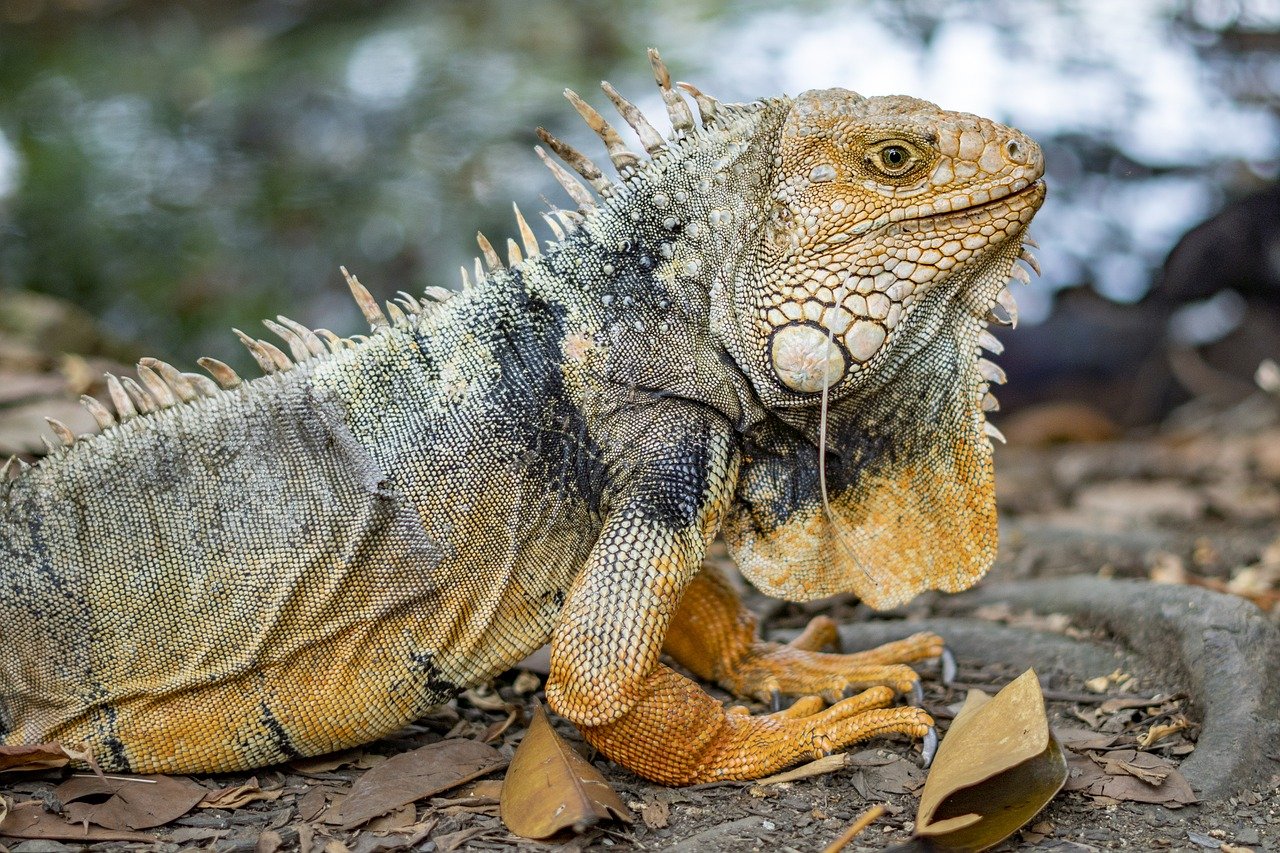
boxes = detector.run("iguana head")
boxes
[721,87,1045,408]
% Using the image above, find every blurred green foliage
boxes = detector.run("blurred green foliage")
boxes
[0,0,1276,371]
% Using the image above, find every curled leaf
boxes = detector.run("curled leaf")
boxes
[499,702,632,839]
[915,669,1067,851]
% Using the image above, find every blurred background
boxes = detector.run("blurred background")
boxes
[0,0,1278,431]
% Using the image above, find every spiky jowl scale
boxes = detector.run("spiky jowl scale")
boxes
[0,51,1044,785]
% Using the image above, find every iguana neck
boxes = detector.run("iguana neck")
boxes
[483,100,793,430]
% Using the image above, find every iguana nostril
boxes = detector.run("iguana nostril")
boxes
[1005,139,1024,162]
[770,324,848,393]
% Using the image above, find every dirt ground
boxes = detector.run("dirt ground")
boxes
[1,294,1279,851]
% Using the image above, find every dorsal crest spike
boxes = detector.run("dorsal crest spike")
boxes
[257,339,293,371]
[535,144,596,210]
[385,300,408,327]
[600,80,665,153]
[341,266,389,330]
[564,87,642,172]
[311,329,347,354]
[541,211,566,240]
[647,48,694,133]
[506,238,522,266]
[459,265,473,290]
[234,329,281,374]
[262,319,313,363]
[476,232,502,271]
[45,418,75,447]
[105,374,137,421]
[275,316,327,357]
[535,128,612,194]
[197,356,241,389]
[121,376,156,413]
[395,291,424,313]
[422,286,452,304]
[140,358,198,403]
[136,364,178,408]
[473,257,487,286]
[676,81,720,128]
[181,372,219,397]
[80,394,116,429]
[512,203,539,257]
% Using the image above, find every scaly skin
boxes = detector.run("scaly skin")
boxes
[0,53,1044,784]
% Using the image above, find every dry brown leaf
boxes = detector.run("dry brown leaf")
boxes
[499,702,633,839]
[327,738,506,830]
[1064,749,1197,806]
[0,742,99,774]
[199,776,285,809]
[364,802,416,832]
[297,787,329,822]
[255,828,284,853]
[640,800,670,830]
[57,774,207,831]
[0,799,155,842]
[288,750,361,775]
[915,669,1067,851]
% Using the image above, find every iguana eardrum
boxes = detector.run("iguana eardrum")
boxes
[0,52,1045,785]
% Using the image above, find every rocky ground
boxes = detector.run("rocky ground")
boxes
[1,291,1278,851]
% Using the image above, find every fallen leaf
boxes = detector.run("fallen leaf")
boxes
[297,787,329,821]
[1073,749,1197,806]
[1052,727,1120,751]
[327,738,506,829]
[199,776,285,809]
[499,702,632,839]
[256,828,284,853]
[915,669,1067,851]
[289,750,361,775]
[57,774,207,831]
[0,799,156,842]
[640,800,670,830]
[462,686,508,712]
[0,742,99,774]
[364,802,416,832]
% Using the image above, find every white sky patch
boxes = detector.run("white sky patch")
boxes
[346,32,420,107]
[0,128,20,200]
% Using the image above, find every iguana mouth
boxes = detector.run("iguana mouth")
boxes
[906,177,1046,224]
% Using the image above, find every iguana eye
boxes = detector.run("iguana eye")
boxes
[867,142,919,178]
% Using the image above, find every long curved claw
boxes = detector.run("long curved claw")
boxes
[909,680,925,708]
[920,726,939,768]
[940,646,958,686]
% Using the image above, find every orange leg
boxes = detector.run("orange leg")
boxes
[663,562,944,704]
[576,664,932,785]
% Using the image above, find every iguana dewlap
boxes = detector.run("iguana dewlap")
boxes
[0,52,1045,785]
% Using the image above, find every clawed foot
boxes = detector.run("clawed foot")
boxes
[723,618,954,766]
[704,685,936,781]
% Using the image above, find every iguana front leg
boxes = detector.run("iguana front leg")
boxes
[664,561,945,705]
[544,411,931,785]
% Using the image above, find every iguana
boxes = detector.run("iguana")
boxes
[0,51,1045,785]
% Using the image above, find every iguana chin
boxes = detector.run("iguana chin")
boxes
[0,51,1044,786]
